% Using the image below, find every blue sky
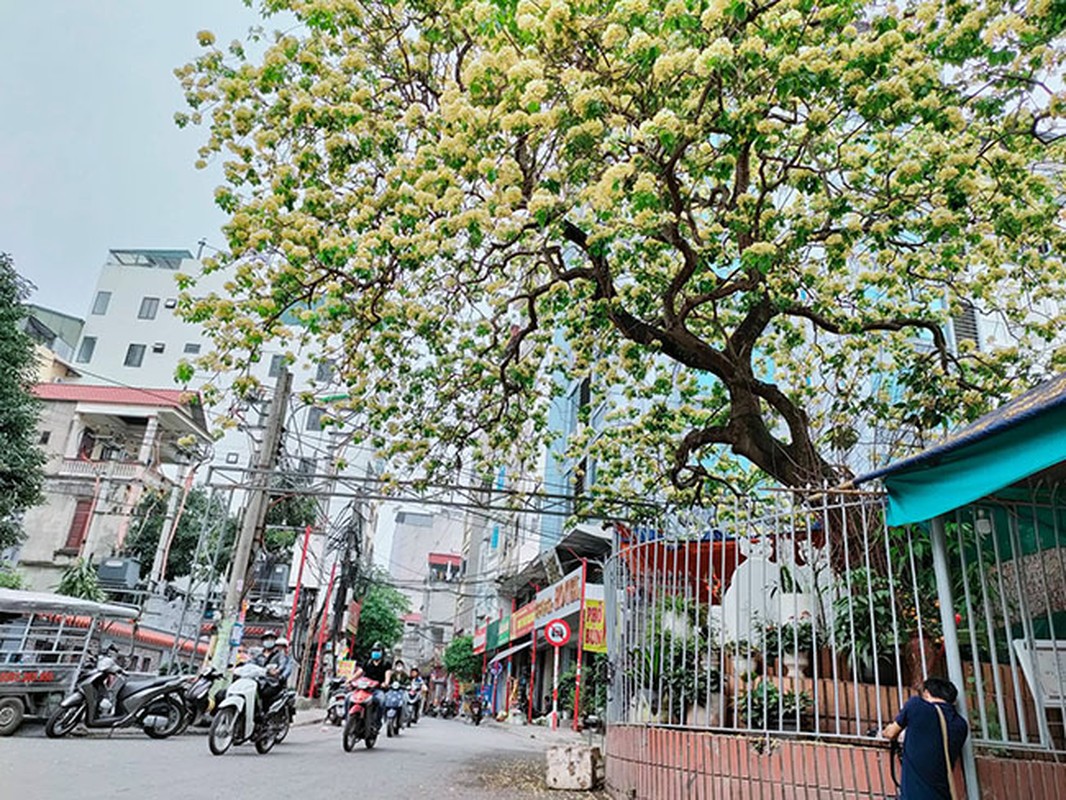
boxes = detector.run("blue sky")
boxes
[0,1,263,317]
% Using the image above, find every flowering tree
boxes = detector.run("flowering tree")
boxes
[177,0,1066,499]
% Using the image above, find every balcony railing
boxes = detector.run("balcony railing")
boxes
[57,459,145,481]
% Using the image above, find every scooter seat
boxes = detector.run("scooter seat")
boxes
[117,676,177,701]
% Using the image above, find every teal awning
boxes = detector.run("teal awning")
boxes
[854,373,1066,525]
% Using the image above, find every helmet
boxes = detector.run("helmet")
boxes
[276,637,289,648]
[372,641,384,650]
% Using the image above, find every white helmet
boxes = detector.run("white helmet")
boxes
[276,637,289,648]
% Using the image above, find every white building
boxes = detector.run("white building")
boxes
[62,248,375,601]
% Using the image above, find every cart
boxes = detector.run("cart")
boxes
[0,588,136,735]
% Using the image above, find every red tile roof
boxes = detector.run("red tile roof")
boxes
[33,383,197,410]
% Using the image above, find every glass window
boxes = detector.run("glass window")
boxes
[225,452,239,465]
[268,354,285,378]
[151,342,165,354]
[75,336,96,364]
[124,344,146,367]
[138,297,160,320]
[316,360,333,383]
[91,291,111,315]
[183,342,201,355]
[306,407,325,431]
[164,298,177,309]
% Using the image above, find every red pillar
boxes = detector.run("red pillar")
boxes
[286,525,314,642]
[308,558,338,699]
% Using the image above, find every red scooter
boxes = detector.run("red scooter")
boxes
[342,677,380,751]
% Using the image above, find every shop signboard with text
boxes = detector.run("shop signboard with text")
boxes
[473,626,487,655]
[511,603,537,639]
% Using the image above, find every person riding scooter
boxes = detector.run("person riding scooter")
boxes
[255,632,293,710]
[351,642,392,731]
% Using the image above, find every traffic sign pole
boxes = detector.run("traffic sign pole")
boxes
[544,618,572,732]
[552,642,559,731]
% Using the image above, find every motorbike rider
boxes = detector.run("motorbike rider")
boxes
[254,632,293,710]
[352,642,392,731]
[409,666,427,708]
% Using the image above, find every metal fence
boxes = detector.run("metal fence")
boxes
[604,485,1066,756]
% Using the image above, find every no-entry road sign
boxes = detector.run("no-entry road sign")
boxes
[545,618,571,647]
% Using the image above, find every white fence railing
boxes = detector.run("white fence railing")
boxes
[605,486,1066,755]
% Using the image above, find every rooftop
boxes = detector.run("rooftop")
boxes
[106,249,194,270]
[33,383,209,433]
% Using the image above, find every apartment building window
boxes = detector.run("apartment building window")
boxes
[38,431,51,445]
[151,342,165,354]
[952,300,980,351]
[124,343,146,367]
[183,342,201,355]
[164,298,177,309]
[138,296,160,320]
[225,452,239,465]
[91,291,111,315]
[75,336,96,364]
[306,407,325,431]
[268,354,285,378]
[316,360,333,383]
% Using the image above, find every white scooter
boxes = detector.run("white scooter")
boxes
[207,663,291,755]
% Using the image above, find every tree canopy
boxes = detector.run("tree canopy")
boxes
[352,576,411,658]
[0,253,44,552]
[179,0,1066,500]
[124,486,239,582]
[443,634,484,683]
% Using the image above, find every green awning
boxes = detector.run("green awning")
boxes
[854,373,1066,526]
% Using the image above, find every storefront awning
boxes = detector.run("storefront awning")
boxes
[488,639,532,665]
[854,372,1066,525]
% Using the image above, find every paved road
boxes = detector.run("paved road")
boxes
[1,716,605,800]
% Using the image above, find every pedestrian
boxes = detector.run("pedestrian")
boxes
[881,677,969,800]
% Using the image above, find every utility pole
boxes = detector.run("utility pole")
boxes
[213,367,292,669]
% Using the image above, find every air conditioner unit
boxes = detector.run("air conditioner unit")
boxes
[97,557,141,589]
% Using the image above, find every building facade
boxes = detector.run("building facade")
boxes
[15,383,211,592]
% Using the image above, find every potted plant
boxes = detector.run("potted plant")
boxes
[777,617,815,678]
[724,637,761,676]
[737,678,812,731]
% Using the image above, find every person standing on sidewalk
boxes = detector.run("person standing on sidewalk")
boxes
[881,677,969,800]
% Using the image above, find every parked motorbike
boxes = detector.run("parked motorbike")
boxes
[405,685,422,726]
[180,665,224,731]
[342,677,380,751]
[207,663,290,755]
[326,677,347,726]
[384,681,406,737]
[45,655,188,739]
[469,696,484,726]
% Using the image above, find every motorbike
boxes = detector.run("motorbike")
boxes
[438,697,458,719]
[45,655,188,739]
[180,665,225,731]
[384,681,406,737]
[326,677,348,726]
[274,686,296,744]
[405,685,422,726]
[342,677,380,752]
[207,663,291,755]
[469,695,484,726]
